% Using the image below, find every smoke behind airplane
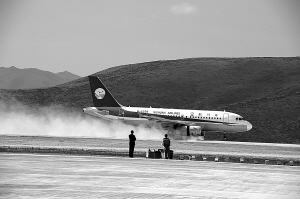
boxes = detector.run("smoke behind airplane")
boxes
[0,101,164,140]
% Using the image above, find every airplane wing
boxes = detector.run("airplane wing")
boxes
[138,113,203,126]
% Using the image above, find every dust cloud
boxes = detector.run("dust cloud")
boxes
[0,101,164,140]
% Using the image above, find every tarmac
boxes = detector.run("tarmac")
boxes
[1,135,300,166]
[1,153,300,199]
[1,135,300,198]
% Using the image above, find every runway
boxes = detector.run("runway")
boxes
[1,153,300,199]
[1,135,300,160]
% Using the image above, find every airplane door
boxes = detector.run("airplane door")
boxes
[118,109,124,120]
[223,113,229,123]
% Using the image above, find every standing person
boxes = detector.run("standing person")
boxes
[163,134,171,159]
[129,130,136,158]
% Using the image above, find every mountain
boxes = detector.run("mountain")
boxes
[56,71,81,82]
[0,66,81,89]
[1,57,300,143]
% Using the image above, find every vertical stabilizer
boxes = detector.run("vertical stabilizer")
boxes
[88,76,121,107]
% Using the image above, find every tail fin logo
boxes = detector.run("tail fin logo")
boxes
[95,88,106,99]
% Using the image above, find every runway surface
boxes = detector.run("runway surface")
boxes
[1,153,300,199]
[1,135,300,160]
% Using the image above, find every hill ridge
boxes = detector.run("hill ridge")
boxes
[0,66,81,89]
[1,57,300,143]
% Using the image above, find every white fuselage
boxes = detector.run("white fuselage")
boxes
[84,106,252,133]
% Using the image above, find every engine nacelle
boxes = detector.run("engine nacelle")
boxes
[164,125,204,140]
[189,126,203,136]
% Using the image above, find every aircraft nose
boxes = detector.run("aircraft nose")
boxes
[246,122,252,131]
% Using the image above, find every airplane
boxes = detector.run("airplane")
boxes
[83,76,252,140]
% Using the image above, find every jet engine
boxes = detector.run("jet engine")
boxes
[163,125,204,140]
[189,126,203,136]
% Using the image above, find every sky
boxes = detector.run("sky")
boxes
[0,0,300,76]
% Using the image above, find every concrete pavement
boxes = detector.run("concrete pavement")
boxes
[1,153,300,199]
[1,135,300,166]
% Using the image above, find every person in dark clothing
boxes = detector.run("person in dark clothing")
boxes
[129,130,136,157]
[162,134,171,159]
